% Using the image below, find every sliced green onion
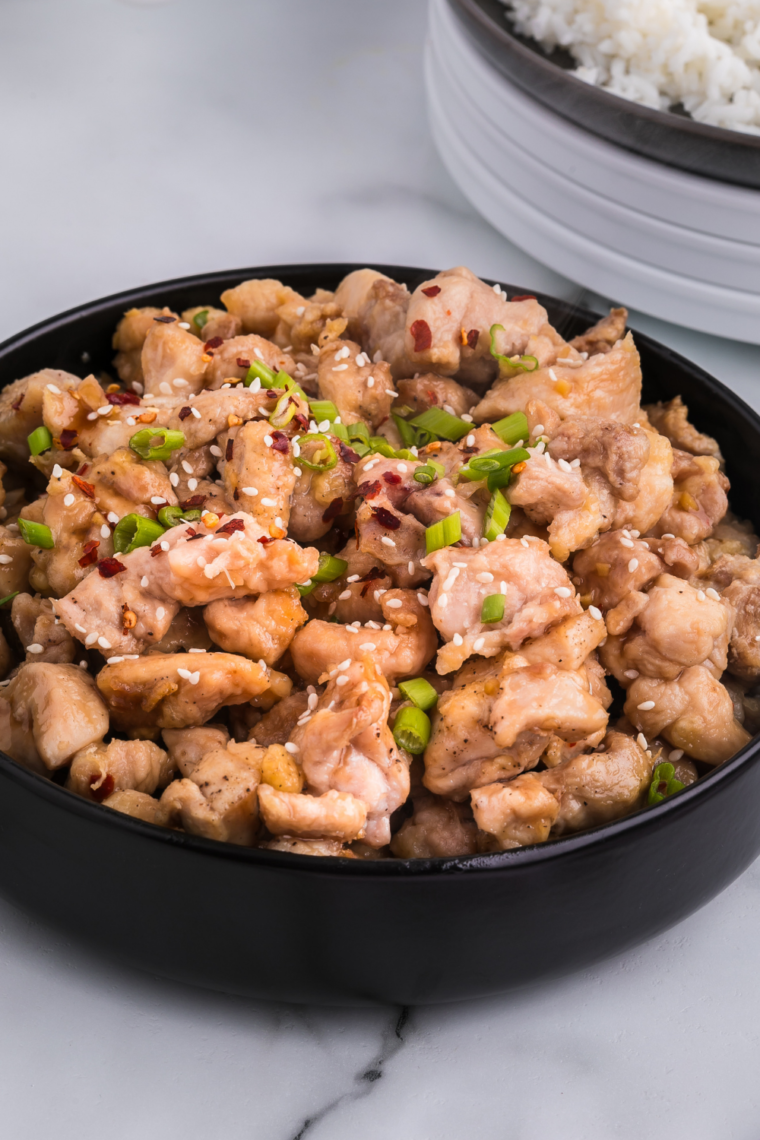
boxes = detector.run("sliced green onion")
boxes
[348,422,370,444]
[483,489,510,542]
[331,423,350,442]
[297,434,338,472]
[413,465,437,485]
[492,412,530,446]
[192,309,209,330]
[394,448,417,461]
[397,678,438,712]
[487,468,513,493]
[409,407,470,442]
[392,413,418,449]
[28,426,53,456]
[471,446,530,474]
[0,591,19,608]
[113,514,166,554]
[245,360,277,388]
[309,399,339,424]
[489,325,539,375]
[270,390,300,428]
[481,593,505,624]
[367,436,397,459]
[647,762,685,806]
[392,705,431,755]
[425,511,461,554]
[297,551,348,596]
[351,441,371,458]
[18,519,54,549]
[129,427,185,462]
[158,505,202,528]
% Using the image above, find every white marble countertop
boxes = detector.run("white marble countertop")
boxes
[2,1,760,1136]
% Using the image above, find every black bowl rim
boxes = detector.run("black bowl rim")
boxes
[451,0,760,152]
[1,261,758,880]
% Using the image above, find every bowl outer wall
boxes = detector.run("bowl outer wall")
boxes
[0,262,758,1006]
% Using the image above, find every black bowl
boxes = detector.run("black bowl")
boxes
[450,0,760,189]
[1,263,759,1007]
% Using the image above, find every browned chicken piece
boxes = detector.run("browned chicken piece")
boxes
[0,525,35,602]
[491,655,609,750]
[160,740,265,845]
[147,607,213,654]
[601,574,732,684]
[423,537,581,674]
[569,307,628,356]
[644,395,722,460]
[167,442,220,506]
[404,267,568,385]
[652,453,729,544]
[334,268,414,378]
[548,417,649,501]
[162,724,230,777]
[322,544,392,625]
[140,320,209,399]
[204,335,295,389]
[291,657,409,847]
[204,587,307,664]
[67,738,173,801]
[181,305,242,343]
[720,566,760,682]
[704,514,758,562]
[507,452,598,561]
[316,338,396,429]
[273,288,344,355]
[625,666,750,764]
[23,470,111,599]
[612,428,674,535]
[354,470,428,582]
[164,389,268,448]
[220,278,305,338]
[471,774,560,850]
[0,693,45,773]
[0,368,80,467]
[390,766,478,858]
[249,692,310,746]
[394,374,479,418]
[258,785,367,842]
[86,448,178,521]
[288,445,356,544]
[541,730,655,833]
[101,789,169,826]
[221,420,296,531]
[290,588,437,684]
[472,333,642,425]
[0,628,13,680]
[41,378,169,460]
[112,307,178,390]
[0,662,109,769]
[262,837,350,856]
[573,530,669,610]
[11,593,76,664]
[97,652,289,731]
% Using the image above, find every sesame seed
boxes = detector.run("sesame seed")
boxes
[173,378,188,388]
[381,536,396,547]
[397,463,408,473]
[87,411,98,421]
[97,637,112,650]
[336,675,349,686]
[317,419,331,432]
[264,435,273,447]
[188,648,207,653]
[495,534,506,542]
[85,632,98,646]
[443,488,456,498]
[160,541,169,551]
[260,497,276,507]
[307,693,318,710]
[210,445,222,458]
[669,749,684,761]
[628,558,639,573]
[367,377,375,388]
[178,322,190,329]
[386,598,403,609]
[466,434,475,447]
[358,640,377,653]
[624,669,639,679]
[333,364,348,373]
[63,493,75,507]
[461,414,473,423]
[637,700,656,711]
[46,383,61,394]
[706,587,720,601]
[177,667,191,681]
[473,637,485,651]
[242,486,258,496]
[0,555,11,565]
[382,623,392,631]
[158,382,172,395]
[187,478,198,492]
[661,533,674,539]
[697,590,706,601]
[187,672,200,686]
[533,424,545,435]
[191,407,201,419]
[150,496,165,505]
[374,590,386,602]
[338,590,351,600]
[52,464,63,478]
[417,593,429,606]
[619,537,634,548]
[439,593,448,607]
[284,742,299,754]
[453,633,463,646]
[443,404,455,415]
[570,458,580,468]
[557,458,572,473]
[554,586,572,598]
[74,623,87,634]
[294,467,303,476]
[254,348,264,360]
[26,644,44,654]
[476,572,494,583]
[106,656,124,665]
[108,512,119,524]
[636,733,648,749]
[169,472,179,486]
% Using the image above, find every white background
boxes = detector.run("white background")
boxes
[2,1,760,1137]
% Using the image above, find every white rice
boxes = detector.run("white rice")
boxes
[501,0,760,133]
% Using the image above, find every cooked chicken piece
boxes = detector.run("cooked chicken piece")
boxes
[0,628,13,680]
[160,741,265,845]
[472,333,642,425]
[507,451,597,560]
[354,478,428,580]
[220,278,304,338]
[221,420,296,531]
[101,789,169,826]
[41,381,166,460]
[0,525,35,603]
[11,593,76,664]
[23,471,110,599]
[601,574,732,684]
[1,662,108,769]
[0,693,45,773]
[249,692,310,746]
[518,610,608,671]
[204,335,295,389]
[288,446,356,543]
[112,307,178,390]
[569,307,628,357]
[181,305,242,343]
[262,837,350,857]
[97,652,289,731]
[86,448,177,520]
[394,374,479,418]
[471,774,560,851]
[316,338,396,429]
[147,607,213,655]
[272,287,344,355]
[164,389,268,448]
[653,453,729,544]
[204,587,307,664]
[541,730,654,833]
[644,395,722,460]
[573,530,666,610]
[322,543,392,625]
[162,724,230,777]
[291,657,409,847]
[491,655,609,750]
[290,588,437,684]
[258,785,367,842]
[548,417,649,501]
[390,763,478,858]
[0,368,80,467]
[424,537,581,674]
[141,320,209,398]
[704,514,758,563]
[721,572,760,682]
[67,738,172,801]
[612,429,674,535]
[625,666,750,764]
[334,268,413,378]
[404,267,567,385]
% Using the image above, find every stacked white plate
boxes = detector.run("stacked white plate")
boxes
[426,0,760,343]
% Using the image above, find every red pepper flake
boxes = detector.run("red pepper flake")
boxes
[466,328,479,349]
[359,566,386,596]
[185,533,204,542]
[180,495,206,510]
[178,405,192,421]
[357,479,382,500]
[338,441,360,465]
[371,505,401,530]
[98,557,127,578]
[76,463,90,476]
[59,429,78,450]
[107,391,141,406]
[322,497,344,523]
[204,336,223,351]
[383,471,402,485]
[271,430,289,454]
[150,544,164,558]
[460,446,478,455]
[294,413,310,432]
[257,535,275,546]
[226,438,234,462]
[511,294,536,303]
[233,488,240,501]
[153,315,176,324]
[72,475,96,499]
[410,319,432,353]
[217,517,246,538]
[78,539,100,568]
[11,394,25,412]
[184,527,197,537]
[89,773,115,803]
[421,285,441,298]
[236,358,250,369]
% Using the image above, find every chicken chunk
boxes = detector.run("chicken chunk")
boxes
[203,334,295,389]
[491,656,609,750]
[162,724,230,777]
[112,307,178,390]
[540,730,655,833]
[67,738,172,801]
[140,320,209,398]
[160,741,265,845]
[204,587,307,664]
[0,525,34,601]
[220,278,304,339]
[0,368,80,467]
[181,305,242,343]
[507,451,596,560]
[390,769,477,858]
[354,476,428,578]
[249,692,310,747]
[164,389,268,448]
[573,530,666,610]
[11,593,76,664]
[258,785,367,842]
[612,428,674,535]
[644,395,722,460]
[394,374,478,418]
[288,447,356,543]
[569,307,628,356]
[548,417,649,502]
[23,468,111,599]
[317,338,396,429]
[653,453,729,544]
[334,268,413,378]
[405,474,486,548]
[1,662,109,769]
[262,837,350,857]
[714,564,760,682]
[471,774,560,851]
[85,448,177,521]
[101,789,169,826]
[221,420,296,531]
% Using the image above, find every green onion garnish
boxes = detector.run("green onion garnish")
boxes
[413,464,437,485]
[297,551,348,596]
[129,427,185,462]
[112,514,166,554]
[392,413,418,449]
[483,489,510,542]
[492,412,529,446]
[397,677,438,712]
[192,309,209,330]
[365,436,395,459]
[308,399,339,424]
[28,426,53,456]
[458,446,530,483]
[351,441,371,458]
[408,407,470,442]
[270,390,300,428]
[0,591,19,608]
[158,505,202,528]
[392,706,431,754]
[18,519,54,549]
[348,422,370,444]
[297,434,338,472]
[489,325,539,375]
[480,593,505,624]
[425,511,461,554]
[647,762,685,806]
[245,360,277,388]
[331,423,350,442]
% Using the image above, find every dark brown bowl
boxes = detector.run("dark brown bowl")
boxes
[0,263,758,1006]
[450,0,760,189]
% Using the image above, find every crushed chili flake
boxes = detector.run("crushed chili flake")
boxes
[236,358,250,369]
[59,429,78,450]
[294,413,310,432]
[11,394,25,412]
[150,544,164,558]
[107,391,141,406]
[410,319,432,353]
[153,315,176,324]
[382,471,402,485]
[72,475,96,499]
[421,285,441,298]
[185,533,204,542]
[257,535,275,546]
[204,336,224,351]
[271,430,289,453]
[359,566,386,596]
[371,505,401,530]
[78,539,100,568]
[466,328,479,349]
[356,479,382,499]
[511,294,536,302]
[76,463,90,476]
[89,773,115,803]
[460,446,478,455]
[178,405,192,421]
[216,517,246,538]
[338,441,360,465]
[226,438,234,462]
[98,557,127,578]
[180,495,206,510]
[184,527,197,537]
[322,498,344,523]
